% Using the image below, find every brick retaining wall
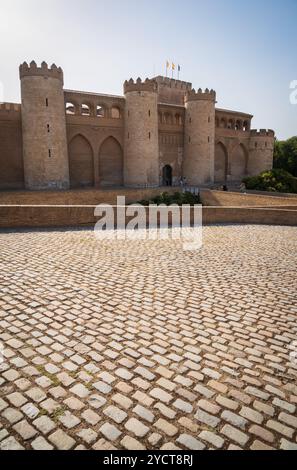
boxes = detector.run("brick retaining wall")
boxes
[0,205,296,229]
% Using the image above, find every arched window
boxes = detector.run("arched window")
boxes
[96,105,105,118]
[66,102,76,115]
[164,112,173,125]
[228,119,234,129]
[175,114,182,125]
[111,107,121,119]
[235,120,242,131]
[81,104,91,116]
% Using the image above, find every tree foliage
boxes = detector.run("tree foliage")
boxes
[274,136,297,177]
[243,169,297,193]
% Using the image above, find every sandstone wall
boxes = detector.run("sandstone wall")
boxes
[184,91,216,185]
[0,104,24,189]
[124,80,159,187]
[20,63,69,190]
[201,190,297,207]
[1,205,296,229]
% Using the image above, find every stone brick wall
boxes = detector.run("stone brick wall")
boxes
[20,63,69,190]
[248,131,275,176]
[184,90,216,185]
[0,187,180,206]
[0,104,24,189]
[201,190,297,207]
[1,204,296,229]
[0,63,275,191]
[124,82,159,187]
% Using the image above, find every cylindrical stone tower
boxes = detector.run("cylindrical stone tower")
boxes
[183,88,216,185]
[124,78,159,187]
[19,61,69,190]
[248,129,275,176]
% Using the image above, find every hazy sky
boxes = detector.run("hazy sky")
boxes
[0,0,296,139]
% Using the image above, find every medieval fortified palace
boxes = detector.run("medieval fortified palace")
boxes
[0,61,275,191]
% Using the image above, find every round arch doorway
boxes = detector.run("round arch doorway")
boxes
[162,165,173,187]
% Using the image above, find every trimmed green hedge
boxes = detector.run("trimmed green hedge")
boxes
[243,169,297,194]
[135,191,201,206]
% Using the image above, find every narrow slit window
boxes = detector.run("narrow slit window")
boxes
[48,149,51,158]
[46,98,49,107]
[47,124,50,133]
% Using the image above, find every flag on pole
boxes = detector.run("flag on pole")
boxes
[172,63,175,78]
[166,60,170,77]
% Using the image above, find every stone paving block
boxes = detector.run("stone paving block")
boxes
[104,406,127,424]
[6,392,27,407]
[0,436,25,450]
[222,410,248,430]
[195,409,220,428]
[100,423,121,442]
[1,226,297,451]
[59,411,81,429]
[49,429,76,450]
[222,424,249,446]
[239,406,263,425]
[31,436,54,450]
[150,388,173,404]
[77,428,97,444]
[2,408,24,425]
[33,415,56,434]
[199,431,225,449]
[177,434,205,450]
[133,405,155,423]
[173,399,193,414]
[125,418,149,438]
[13,420,38,440]
[121,436,146,450]
[154,419,178,437]
[280,439,297,451]
[82,409,101,426]
[249,425,275,443]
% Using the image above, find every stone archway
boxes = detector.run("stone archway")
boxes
[215,142,228,183]
[68,135,94,188]
[230,143,248,181]
[162,165,173,187]
[99,137,123,187]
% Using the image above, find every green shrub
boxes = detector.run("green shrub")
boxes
[243,169,297,193]
[134,191,201,206]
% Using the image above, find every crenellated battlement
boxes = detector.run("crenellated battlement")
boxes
[0,103,21,122]
[154,76,192,91]
[250,129,275,138]
[124,78,158,94]
[185,88,216,103]
[0,103,21,113]
[19,61,64,84]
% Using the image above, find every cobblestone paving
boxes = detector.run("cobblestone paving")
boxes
[0,225,297,451]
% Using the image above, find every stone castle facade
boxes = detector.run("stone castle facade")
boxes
[0,61,275,190]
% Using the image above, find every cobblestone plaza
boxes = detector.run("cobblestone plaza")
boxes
[0,225,297,450]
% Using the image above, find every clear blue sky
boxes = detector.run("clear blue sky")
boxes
[0,0,296,139]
